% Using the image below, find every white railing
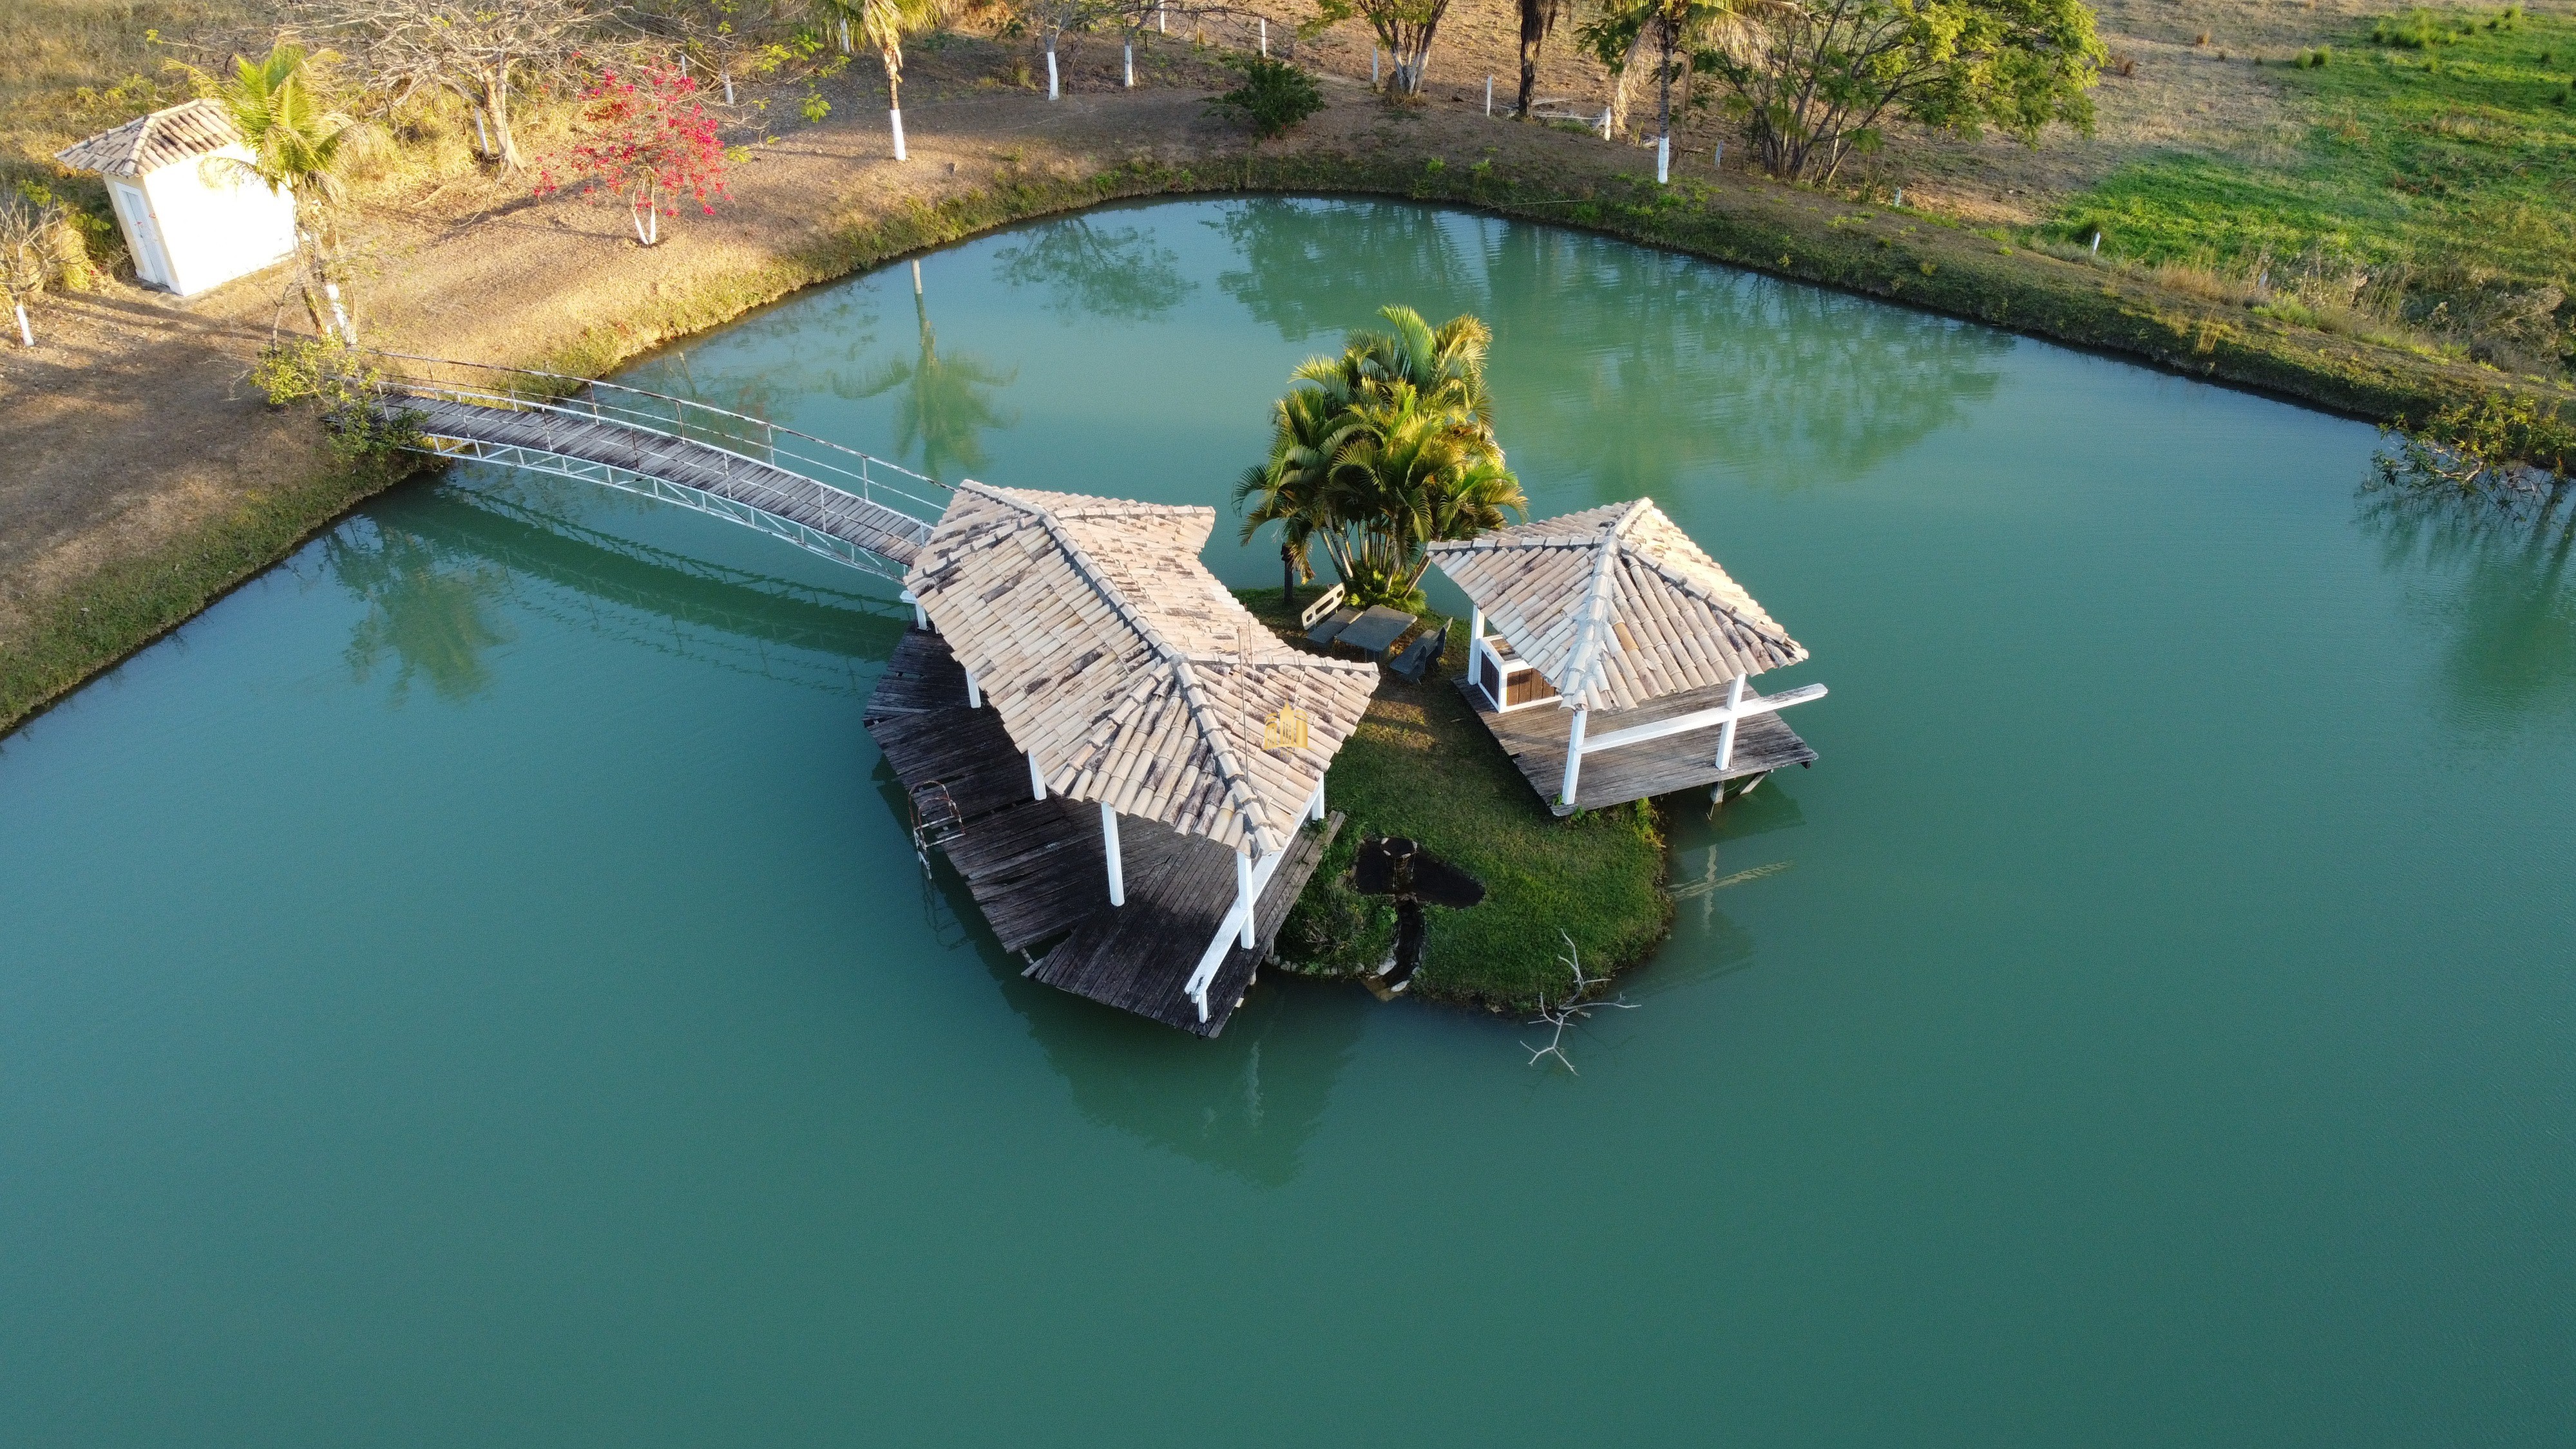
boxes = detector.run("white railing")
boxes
[361,350,950,525]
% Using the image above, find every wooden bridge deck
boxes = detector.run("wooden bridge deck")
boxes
[398,395,933,567]
[866,630,1339,1037]
[1461,676,1818,815]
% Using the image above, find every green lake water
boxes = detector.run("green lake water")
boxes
[5,198,2572,1444]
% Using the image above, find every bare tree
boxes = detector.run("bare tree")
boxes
[291,0,602,170]
[1522,932,1636,1073]
[1313,0,1453,95]
[0,192,68,348]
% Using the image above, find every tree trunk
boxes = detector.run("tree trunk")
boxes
[481,70,524,171]
[1515,0,1552,119]
[884,57,908,161]
[1046,33,1060,99]
[1605,26,1652,137]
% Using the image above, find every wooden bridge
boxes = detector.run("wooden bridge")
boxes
[363,352,944,582]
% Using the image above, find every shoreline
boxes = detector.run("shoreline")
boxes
[10,95,2572,741]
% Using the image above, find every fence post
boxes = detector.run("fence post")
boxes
[1259,18,1267,55]
[1485,75,1493,117]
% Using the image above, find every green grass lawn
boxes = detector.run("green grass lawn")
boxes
[1234,590,1672,1012]
[2052,5,2576,375]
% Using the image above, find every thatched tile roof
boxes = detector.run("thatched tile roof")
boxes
[1427,498,1807,712]
[56,99,243,178]
[904,484,1380,857]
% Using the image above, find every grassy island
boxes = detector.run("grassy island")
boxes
[1233,592,1672,1012]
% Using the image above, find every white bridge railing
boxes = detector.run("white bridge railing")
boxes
[359,350,951,526]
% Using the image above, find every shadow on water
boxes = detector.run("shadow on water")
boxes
[992,216,1197,323]
[1209,199,2008,497]
[873,764,1365,1188]
[2358,475,2576,741]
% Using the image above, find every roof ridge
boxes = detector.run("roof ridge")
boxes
[966,482,1283,853]
[1552,500,1654,705]
[1619,542,1802,658]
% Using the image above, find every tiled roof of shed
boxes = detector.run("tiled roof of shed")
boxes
[904,484,1380,857]
[1427,498,1808,712]
[55,99,242,178]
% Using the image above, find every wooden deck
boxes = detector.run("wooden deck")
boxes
[1460,675,1818,815]
[866,630,1339,1037]
[400,395,933,567]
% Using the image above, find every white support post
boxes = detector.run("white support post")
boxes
[1486,75,1494,116]
[1468,604,1484,643]
[1237,848,1256,947]
[1102,802,1125,906]
[965,669,982,708]
[1029,752,1046,800]
[1713,673,1744,774]
[1310,780,1326,821]
[911,597,928,629]
[1560,705,1589,806]
[1259,18,1267,55]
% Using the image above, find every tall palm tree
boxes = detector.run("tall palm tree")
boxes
[191,43,372,342]
[819,0,946,160]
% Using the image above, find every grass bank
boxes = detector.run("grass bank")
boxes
[1231,593,1672,1011]
[2052,6,2576,383]
[15,97,2576,739]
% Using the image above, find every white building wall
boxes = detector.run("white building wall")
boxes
[133,143,299,297]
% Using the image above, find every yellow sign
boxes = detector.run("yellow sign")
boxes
[1263,705,1310,751]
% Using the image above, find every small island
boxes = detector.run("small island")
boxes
[870,303,1826,1030]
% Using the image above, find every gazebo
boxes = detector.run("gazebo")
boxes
[892,483,1380,1028]
[56,99,298,298]
[1427,498,1826,814]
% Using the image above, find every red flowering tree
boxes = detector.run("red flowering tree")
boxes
[537,64,726,246]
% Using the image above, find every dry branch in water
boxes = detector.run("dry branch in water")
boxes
[1523,931,1636,1073]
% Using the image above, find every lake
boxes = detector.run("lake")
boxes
[3,198,2571,1444]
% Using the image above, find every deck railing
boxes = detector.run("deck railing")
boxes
[357,350,951,526]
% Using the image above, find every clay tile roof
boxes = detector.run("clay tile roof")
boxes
[1427,498,1808,713]
[55,99,242,178]
[904,483,1382,857]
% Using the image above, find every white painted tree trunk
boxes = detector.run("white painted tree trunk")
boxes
[14,301,30,348]
[1258,18,1267,55]
[890,107,907,161]
[1657,134,1670,184]
[1124,41,1134,88]
[1047,44,1060,99]
[323,281,354,343]
[723,72,734,105]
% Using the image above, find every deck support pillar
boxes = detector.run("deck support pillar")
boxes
[1029,752,1046,800]
[1102,802,1124,907]
[965,669,981,708]
[1560,705,1588,806]
[1236,848,1256,947]
[1468,604,1484,645]
[1712,673,1744,781]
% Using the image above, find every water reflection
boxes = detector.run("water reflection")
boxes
[1210,200,2008,497]
[326,517,515,705]
[2359,478,2576,739]
[330,483,911,701]
[851,281,1018,482]
[993,216,1196,323]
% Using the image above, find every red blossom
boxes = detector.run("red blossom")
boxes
[530,63,729,242]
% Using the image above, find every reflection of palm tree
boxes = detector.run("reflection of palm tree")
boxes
[852,283,1018,482]
[327,519,515,705]
[2358,478,2576,739]
[993,216,1196,323]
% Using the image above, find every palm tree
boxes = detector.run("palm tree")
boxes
[820,0,946,160]
[190,43,373,342]
[1237,305,1525,610]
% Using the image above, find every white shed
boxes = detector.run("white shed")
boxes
[55,99,298,298]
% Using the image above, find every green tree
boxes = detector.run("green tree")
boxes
[1698,0,2104,183]
[1237,305,1526,609]
[182,42,375,341]
[817,0,946,158]
[1310,0,1453,95]
[1580,0,1726,160]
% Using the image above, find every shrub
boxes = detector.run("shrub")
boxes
[1207,56,1324,140]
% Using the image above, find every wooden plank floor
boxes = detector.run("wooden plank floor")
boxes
[1460,676,1819,815]
[865,630,1338,1037]
[401,396,933,566]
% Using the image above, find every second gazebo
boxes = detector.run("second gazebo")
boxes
[1427,498,1827,815]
